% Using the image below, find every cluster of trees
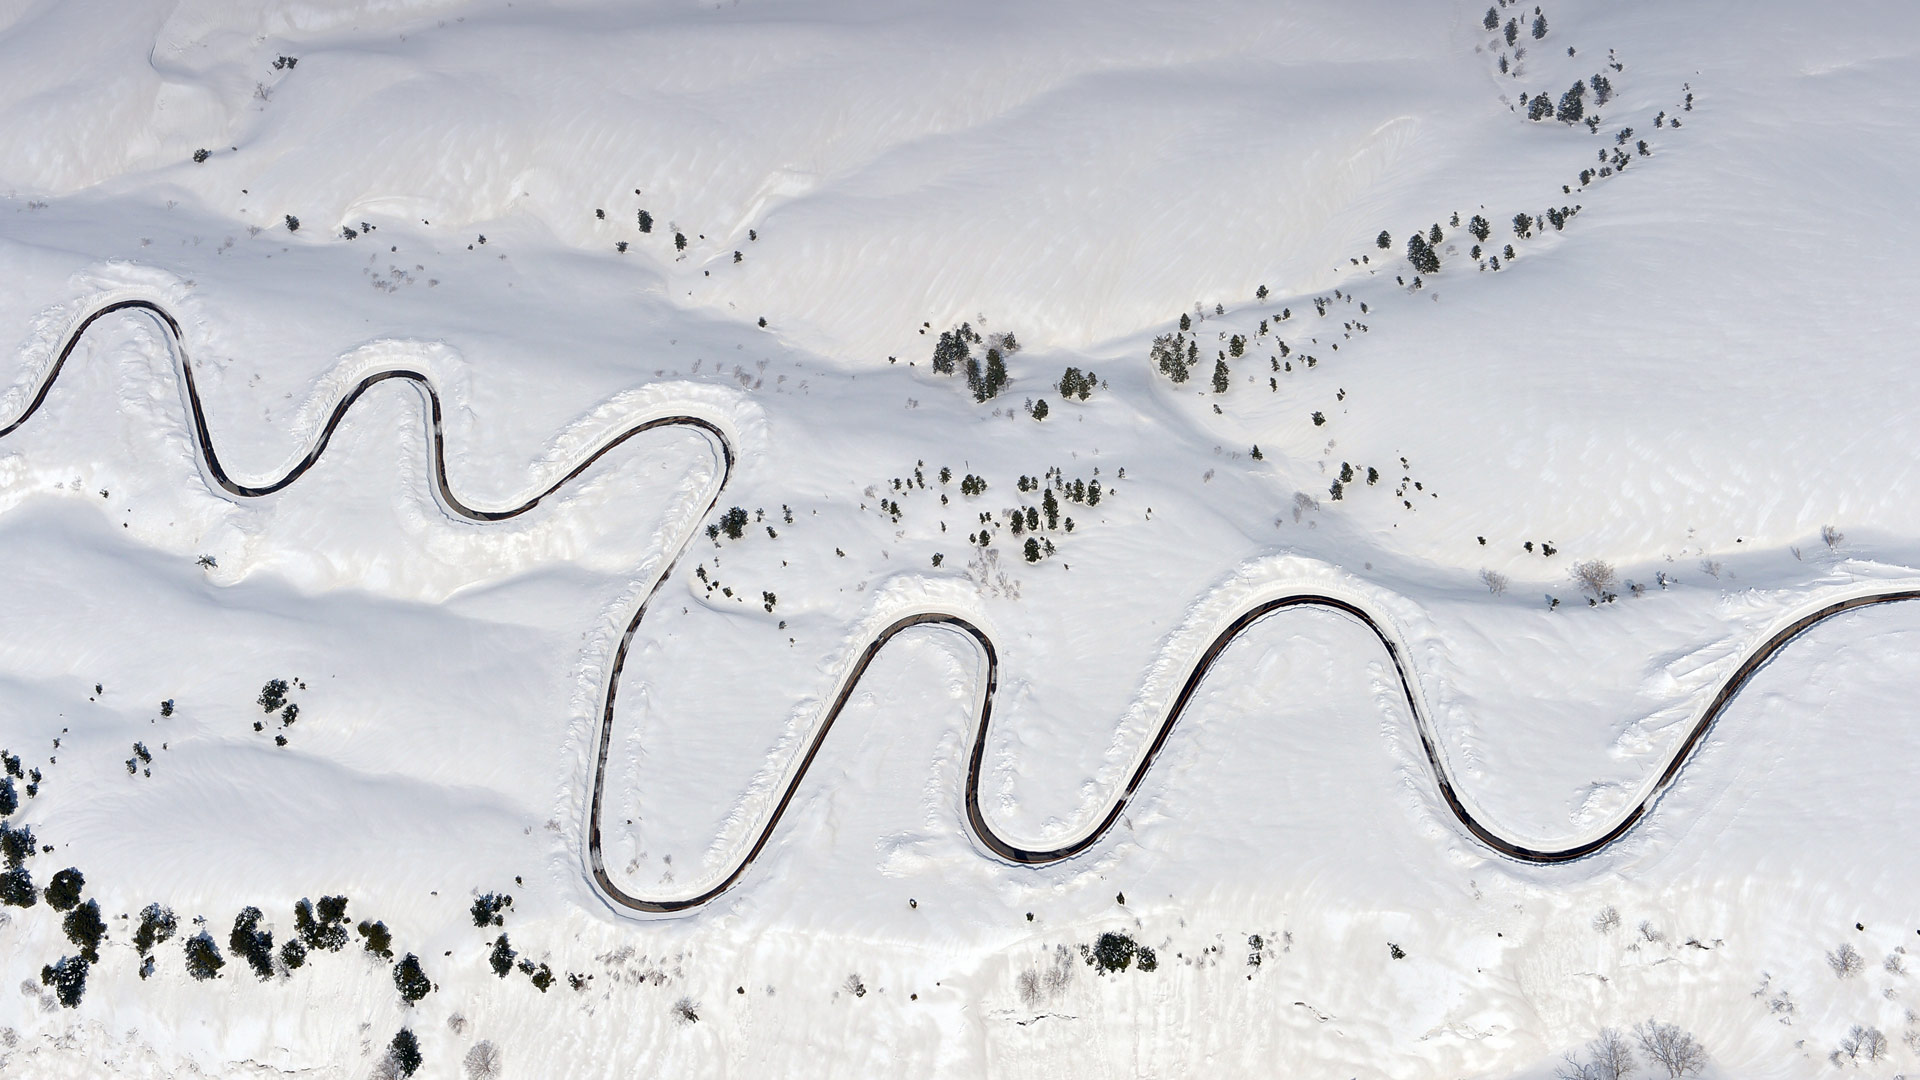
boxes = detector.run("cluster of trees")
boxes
[707,506,751,541]
[1151,332,1198,383]
[1081,931,1157,974]
[929,323,1017,402]
[1556,1021,1706,1078]
[1056,367,1098,400]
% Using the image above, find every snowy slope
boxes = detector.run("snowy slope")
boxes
[0,0,1918,1076]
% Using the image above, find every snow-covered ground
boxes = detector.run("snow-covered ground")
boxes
[1,0,1917,1076]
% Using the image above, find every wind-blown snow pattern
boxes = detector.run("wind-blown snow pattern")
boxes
[0,1,1917,1077]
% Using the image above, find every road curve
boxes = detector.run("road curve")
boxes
[11,299,1916,915]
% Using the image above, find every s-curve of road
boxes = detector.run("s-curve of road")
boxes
[8,299,1913,915]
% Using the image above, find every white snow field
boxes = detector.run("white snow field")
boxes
[0,0,1917,1075]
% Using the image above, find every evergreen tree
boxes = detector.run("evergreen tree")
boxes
[1211,357,1230,393]
[1031,398,1049,421]
[1042,488,1060,530]
[280,937,308,970]
[184,931,225,980]
[387,1030,423,1077]
[1468,214,1490,241]
[489,934,516,977]
[1483,6,1498,31]
[1556,81,1585,124]
[64,899,105,964]
[1527,94,1553,121]
[1376,230,1391,249]
[931,330,967,375]
[230,906,275,979]
[358,919,394,958]
[980,348,1008,400]
[1590,74,1612,106]
[0,866,33,907]
[1531,12,1547,38]
[0,776,13,817]
[1504,18,1518,45]
[1023,538,1042,563]
[1405,233,1440,274]
[134,903,176,955]
[393,953,433,1004]
[1250,445,1263,460]
[1151,334,1189,382]
[1428,223,1443,244]
[1178,312,1190,331]
[964,355,984,398]
[295,895,350,951]
[673,232,687,252]
[40,955,87,1008]
[637,210,653,233]
[1512,212,1533,238]
[44,867,83,912]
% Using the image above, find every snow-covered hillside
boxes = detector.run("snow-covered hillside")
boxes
[1,0,1917,1076]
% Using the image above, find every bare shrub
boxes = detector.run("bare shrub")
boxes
[1480,569,1509,596]
[1886,949,1908,976]
[1571,560,1617,599]
[1016,969,1041,1008]
[843,974,866,998]
[1556,1027,1636,1080]
[1827,942,1865,978]
[1699,559,1721,579]
[1634,1019,1706,1077]
[462,1040,502,1080]
[1591,906,1620,933]
[1835,1025,1887,1064]
[1637,920,1665,943]
[1821,524,1844,550]
[672,996,700,1024]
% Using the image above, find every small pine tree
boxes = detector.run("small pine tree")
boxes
[387,1029,423,1077]
[1468,214,1490,241]
[1031,398,1049,420]
[1042,488,1060,530]
[230,906,274,979]
[134,903,177,955]
[40,955,88,1008]
[1428,223,1443,244]
[1255,284,1269,300]
[1527,94,1553,121]
[489,934,516,978]
[1483,6,1498,31]
[1557,81,1586,124]
[1023,537,1041,562]
[1376,230,1391,249]
[1211,357,1230,393]
[1504,18,1518,45]
[393,953,432,1005]
[1250,445,1263,460]
[637,210,653,232]
[1151,334,1189,382]
[64,899,105,963]
[184,931,225,980]
[931,330,967,374]
[981,348,1007,401]
[358,919,394,959]
[673,232,687,252]
[1405,233,1440,274]
[44,867,83,912]
[1531,13,1547,38]
[1512,212,1533,238]
[1178,312,1190,331]
[1591,74,1612,106]
[0,865,33,907]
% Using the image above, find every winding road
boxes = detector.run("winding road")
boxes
[9,299,1913,915]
